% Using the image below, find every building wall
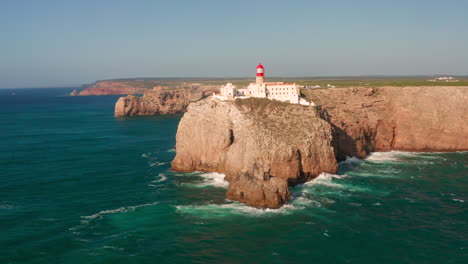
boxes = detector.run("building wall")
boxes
[265,84,299,104]
[220,82,304,104]
[247,83,267,98]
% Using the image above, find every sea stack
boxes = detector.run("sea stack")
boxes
[171,97,338,208]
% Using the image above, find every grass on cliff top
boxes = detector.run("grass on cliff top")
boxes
[93,77,468,89]
[295,78,468,87]
[233,98,309,117]
[234,97,290,108]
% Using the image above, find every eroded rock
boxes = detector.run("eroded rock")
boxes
[114,85,218,116]
[171,98,337,208]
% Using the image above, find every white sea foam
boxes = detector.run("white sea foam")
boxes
[181,172,229,188]
[175,202,300,218]
[149,161,168,167]
[0,201,15,210]
[339,156,363,167]
[200,172,229,188]
[365,150,444,163]
[82,202,159,220]
[452,199,464,203]
[302,173,347,188]
[167,149,176,153]
[173,171,203,176]
[141,152,158,158]
[151,173,168,183]
[365,151,415,162]
[102,246,124,251]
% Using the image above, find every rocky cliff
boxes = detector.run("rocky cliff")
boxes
[172,86,468,208]
[79,81,151,96]
[114,85,218,116]
[172,98,337,208]
[303,86,468,160]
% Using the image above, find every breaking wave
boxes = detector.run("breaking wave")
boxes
[181,172,229,188]
[151,173,168,183]
[366,151,418,162]
[149,161,168,167]
[175,202,300,218]
[81,202,159,221]
[365,151,445,164]
[302,172,347,188]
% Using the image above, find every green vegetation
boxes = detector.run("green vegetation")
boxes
[91,76,468,90]
[294,78,468,87]
[234,97,291,115]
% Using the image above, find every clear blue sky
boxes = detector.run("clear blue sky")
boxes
[1,0,467,88]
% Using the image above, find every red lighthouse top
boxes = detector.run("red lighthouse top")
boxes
[256,63,264,77]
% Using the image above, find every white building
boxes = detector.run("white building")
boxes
[216,63,313,106]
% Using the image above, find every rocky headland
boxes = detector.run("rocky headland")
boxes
[171,86,468,208]
[114,84,218,116]
[78,80,153,96]
[302,86,468,159]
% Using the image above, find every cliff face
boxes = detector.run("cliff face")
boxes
[172,86,468,208]
[114,85,218,116]
[79,81,151,96]
[172,98,337,208]
[304,86,468,160]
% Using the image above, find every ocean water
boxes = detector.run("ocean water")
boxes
[1,88,466,264]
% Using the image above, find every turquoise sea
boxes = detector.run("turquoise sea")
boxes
[1,88,466,264]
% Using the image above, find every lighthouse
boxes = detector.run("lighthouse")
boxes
[217,63,313,105]
[256,63,265,83]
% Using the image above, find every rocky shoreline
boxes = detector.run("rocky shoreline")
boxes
[170,86,468,208]
[114,84,218,116]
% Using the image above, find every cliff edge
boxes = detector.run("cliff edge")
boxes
[79,80,151,96]
[172,86,468,208]
[303,86,468,160]
[172,98,337,208]
[114,85,218,116]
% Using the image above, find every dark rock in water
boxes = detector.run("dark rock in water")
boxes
[69,90,79,96]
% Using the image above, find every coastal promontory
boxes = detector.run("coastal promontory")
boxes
[114,84,218,116]
[171,98,337,208]
[79,80,151,96]
[171,86,468,208]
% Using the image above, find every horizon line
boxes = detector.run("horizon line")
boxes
[2,74,468,89]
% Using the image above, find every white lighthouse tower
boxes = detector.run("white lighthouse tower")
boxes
[256,63,265,83]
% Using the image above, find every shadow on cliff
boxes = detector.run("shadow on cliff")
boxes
[318,107,361,162]
[330,123,361,162]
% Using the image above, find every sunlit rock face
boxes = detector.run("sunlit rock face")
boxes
[171,98,337,208]
[114,85,218,116]
[303,86,468,160]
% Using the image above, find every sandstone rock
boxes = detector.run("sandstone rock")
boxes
[79,81,150,96]
[172,86,468,208]
[171,98,338,208]
[304,86,468,159]
[226,174,290,209]
[114,85,219,116]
